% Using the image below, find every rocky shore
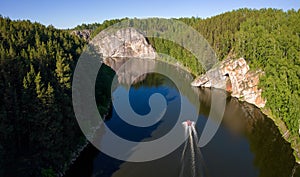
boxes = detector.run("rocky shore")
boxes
[191,58,266,108]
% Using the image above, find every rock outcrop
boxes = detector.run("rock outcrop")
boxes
[71,30,91,41]
[91,27,156,59]
[191,58,266,108]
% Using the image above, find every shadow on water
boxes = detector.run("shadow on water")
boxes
[197,88,300,177]
[65,58,300,177]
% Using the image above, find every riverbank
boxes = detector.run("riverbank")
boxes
[58,139,89,176]
[190,57,300,164]
[261,108,300,164]
[237,94,300,164]
[60,99,113,177]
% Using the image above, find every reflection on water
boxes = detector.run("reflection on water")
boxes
[65,59,299,177]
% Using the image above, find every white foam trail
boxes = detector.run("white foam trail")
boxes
[185,124,188,137]
[191,123,210,177]
[189,126,196,177]
[191,125,198,144]
[181,122,210,177]
[180,124,189,177]
[181,125,189,161]
[179,139,187,177]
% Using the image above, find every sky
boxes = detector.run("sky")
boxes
[1,0,300,29]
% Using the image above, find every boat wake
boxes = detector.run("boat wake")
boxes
[180,121,209,177]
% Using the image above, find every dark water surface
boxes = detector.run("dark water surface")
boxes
[65,61,299,177]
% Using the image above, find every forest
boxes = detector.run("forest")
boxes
[0,16,86,176]
[0,8,299,176]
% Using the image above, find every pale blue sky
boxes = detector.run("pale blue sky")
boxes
[1,0,299,29]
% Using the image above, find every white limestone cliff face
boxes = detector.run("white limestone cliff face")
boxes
[191,58,266,108]
[91,27,156,59]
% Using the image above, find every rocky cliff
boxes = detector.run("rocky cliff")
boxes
[91,27,156,59]
[71,30,91,41]
[191,58,266,108]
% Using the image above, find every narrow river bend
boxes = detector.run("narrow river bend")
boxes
[65,59,299,177]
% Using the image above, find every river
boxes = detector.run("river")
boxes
[65,59,300,177]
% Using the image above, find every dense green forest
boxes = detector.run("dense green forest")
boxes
[0,16,86,176]
[235,10,300,138]
[0,15,116,176]
[0,8,299,176]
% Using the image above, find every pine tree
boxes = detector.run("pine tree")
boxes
[55,53,71,89]
[34,72,45,99]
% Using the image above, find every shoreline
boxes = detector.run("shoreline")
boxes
[229,88,300,164]
[60,101,113,176]
[260,108,300,164]
[233,92,300,164]
[188,57,300,164]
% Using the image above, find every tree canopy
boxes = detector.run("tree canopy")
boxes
[0,16,86,176]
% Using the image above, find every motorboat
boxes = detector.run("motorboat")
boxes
[182,120,195,126]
